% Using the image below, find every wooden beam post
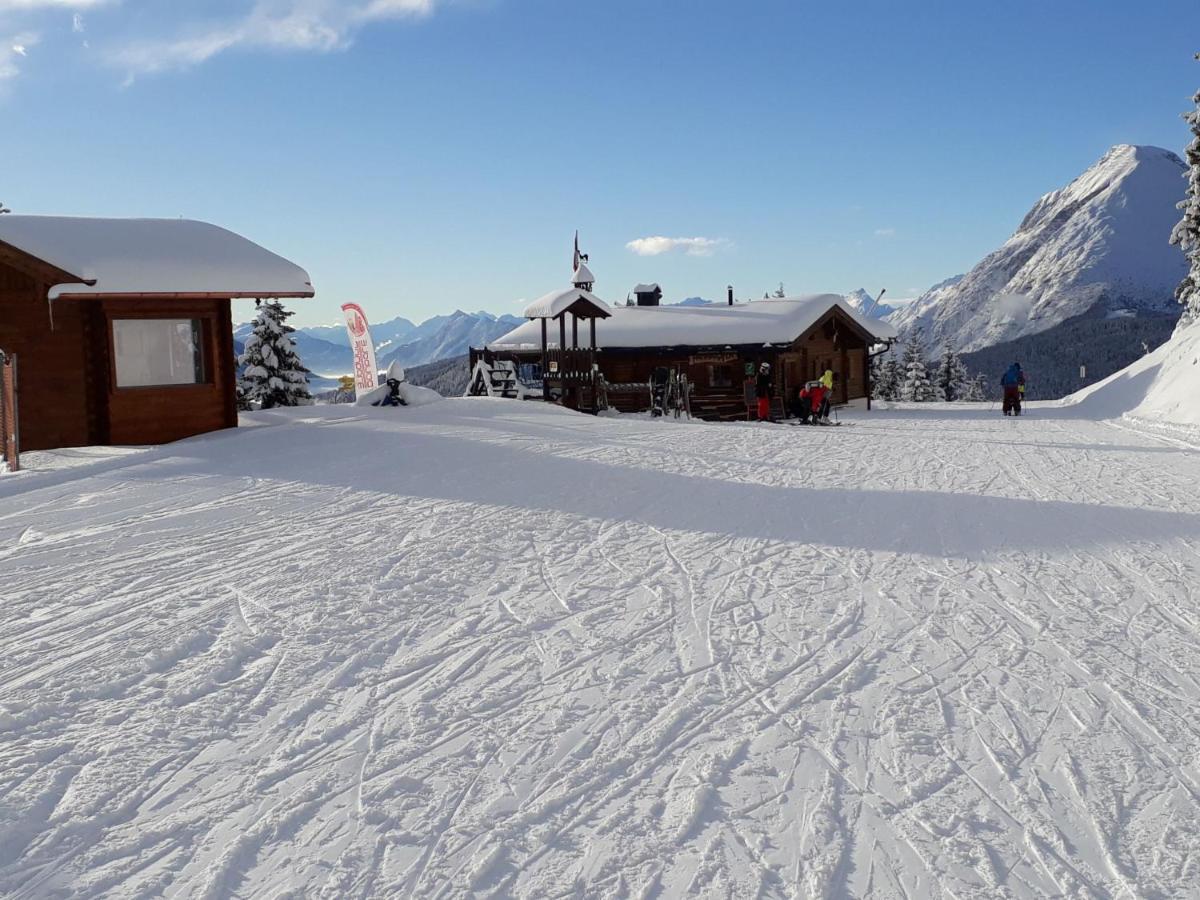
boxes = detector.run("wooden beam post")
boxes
[865,347,872,411]
[590,318,596,350]
[541,318,549,402]
[572,314,579,349]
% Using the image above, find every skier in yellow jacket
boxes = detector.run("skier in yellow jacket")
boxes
[817,369,835,420]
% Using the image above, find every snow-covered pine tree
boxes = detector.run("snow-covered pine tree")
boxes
[871,353,900,401]
[238,300,312,409]
[772,282,786,298]
[961,373,988,402]
[899,331,935,402]
[934,341,968,401]
[1170,53,1200,327]
[885,357,905,400]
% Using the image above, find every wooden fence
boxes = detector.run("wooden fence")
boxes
[0,350,18,473]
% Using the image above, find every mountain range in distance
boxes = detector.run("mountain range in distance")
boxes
[235,310,525,378]
[888,144,1187,352]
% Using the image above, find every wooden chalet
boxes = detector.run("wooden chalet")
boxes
[0,216,313,451]
[475,271,896,420]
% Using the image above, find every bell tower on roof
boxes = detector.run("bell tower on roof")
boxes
[571,230,594,292]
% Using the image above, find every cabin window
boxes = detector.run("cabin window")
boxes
[709,365,733,388]
[112,319,205,388]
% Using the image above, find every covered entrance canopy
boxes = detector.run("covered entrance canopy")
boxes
[521,286,611,406]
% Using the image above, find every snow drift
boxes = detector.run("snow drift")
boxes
[890,145,1187,351]
[1063,319,1200,431]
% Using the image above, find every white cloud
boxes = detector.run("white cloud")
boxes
[108,0,443,78]
[625,236,727,257]
[874,228,896,237]
[1,30,38,80]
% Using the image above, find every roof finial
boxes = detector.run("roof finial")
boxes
[572,231,594,292]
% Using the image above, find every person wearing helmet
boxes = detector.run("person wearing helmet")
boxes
[755,362,773,421]
[1000,362,1024,416]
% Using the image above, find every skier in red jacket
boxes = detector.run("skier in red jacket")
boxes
[808,382,827,425]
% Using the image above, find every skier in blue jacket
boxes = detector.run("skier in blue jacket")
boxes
[1000,362,1025,416]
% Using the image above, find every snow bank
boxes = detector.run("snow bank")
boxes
[1062,319,1200,431]
[353,382,443,408]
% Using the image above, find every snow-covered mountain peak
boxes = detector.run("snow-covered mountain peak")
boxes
[889,144,1188,352]
[844,288,895,319]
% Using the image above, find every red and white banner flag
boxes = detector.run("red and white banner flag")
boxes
[341,303,379,393]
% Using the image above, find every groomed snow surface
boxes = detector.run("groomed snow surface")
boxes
[2,395,1200,897]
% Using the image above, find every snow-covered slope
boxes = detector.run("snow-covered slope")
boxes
[3,401,1200,896]
[890,145,1188,351]
[1062,319,1200,431]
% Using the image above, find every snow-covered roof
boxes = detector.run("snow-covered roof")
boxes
[0,216,314,300]
[571,262,596,285]
[522,287,611,320]
[633,283,661,294]
[494,295,896,350]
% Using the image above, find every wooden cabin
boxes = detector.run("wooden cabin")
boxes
[481,294,896,420]
[0,216,313,451]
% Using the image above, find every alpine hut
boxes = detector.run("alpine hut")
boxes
[0,216,313,451]
[471,242,895,418]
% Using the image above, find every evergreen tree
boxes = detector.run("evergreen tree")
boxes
[934,341,968,401]
[238,300,312,409]
[772,282,786,298]
[1170,53,1200,327]
[871,353,901,401]
[899,331,935,401]
[883,357,904,400]
[961,373,988,402]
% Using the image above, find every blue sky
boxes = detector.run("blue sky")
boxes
[2,0,1198,326]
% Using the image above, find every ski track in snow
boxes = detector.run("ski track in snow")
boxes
[1,400,1200,898]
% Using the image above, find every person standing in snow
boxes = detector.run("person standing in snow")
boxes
[755,362,773,421]
[1000,362,1025,415]
[819,368,835,421]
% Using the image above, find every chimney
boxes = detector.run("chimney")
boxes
[727,285,734,306]
[633,283,662,307]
